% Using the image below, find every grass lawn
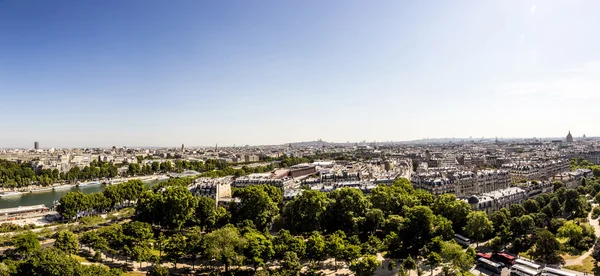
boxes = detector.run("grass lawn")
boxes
[71,254,89,263]
[519,250,534,260]
[123,272,145,276]
[564,255,596,273]
[562,254,579,261]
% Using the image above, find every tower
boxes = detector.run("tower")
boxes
[181,144,184,152]
[566,131,574,143]
[34,141,39,150]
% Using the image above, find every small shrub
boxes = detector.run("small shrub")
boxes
[592,207,600,219]
[93,251,102,262]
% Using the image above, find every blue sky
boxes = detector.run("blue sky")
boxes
[1,0,599,148]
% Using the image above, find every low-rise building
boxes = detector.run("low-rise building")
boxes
[289,163,316,178]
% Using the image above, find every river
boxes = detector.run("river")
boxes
[0,179,166,209]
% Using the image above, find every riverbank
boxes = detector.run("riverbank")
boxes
[0,174,169,194]
[0,177,170,210]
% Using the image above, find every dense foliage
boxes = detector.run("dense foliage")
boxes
[5,169,600,275]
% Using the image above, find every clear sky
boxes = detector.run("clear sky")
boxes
[1,0,599,148]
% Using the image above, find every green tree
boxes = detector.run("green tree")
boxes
[103,185,123,210]
[323,188,372,234]
[363,208,385,234]
[243,230,274,271]
[341,243,362,268]
[306,231,327,263]
[281,252,302,276]
[349,255,381,276]
[491,209,510,234]
[97,224,125,257]
[558,220,583,246]
[79,264,124,276]
[160,186,198,230]
[402,206,435,254]
[433,215,454,240]
[282,190,330,233]
[402,255,417,272]
[57,191,89,220]
[231,185,279,231]
[80,231,108,255]
[533,229,563,264]
[509,204,527,217]
[202,226,246,273]
[397,265,407,276]
[195,196,217,230]
[388,260,397,275]
[440,241,474,272]
[432,194,471,232]
[273,229,306,259]
[523,199,540,214]
[131,245,152,269]
[553,180,565,191]
[12,231,40,257]
[54,230,79,255]
[426,252,442,276]
[186,226,203,270]
[370,178,416,215]
[363,235,382,255]
[463,211,493,247]
[592,241,600,265]
[17,248,81,276]
[147,265,169,276]
[564,190,585,216]
[164,233,187,269]
[326,230,347,269]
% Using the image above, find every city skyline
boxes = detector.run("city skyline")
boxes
[5,131,596,149]
[2,1,600,148]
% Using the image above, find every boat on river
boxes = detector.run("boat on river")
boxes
[0,191,24,198]
[78,181,101,187]
[52,184,73,190]
[30,187,53,193]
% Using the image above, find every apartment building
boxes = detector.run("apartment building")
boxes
[580,151,600,165]
[517,181,554,198]
[190,176,233,200]
[503,159,569,182]
[411,169,510,197]
[232,173,296,190]
[411,173,455,196]
[466,187,527,215]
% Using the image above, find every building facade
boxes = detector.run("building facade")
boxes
[411,169,510,197]
[466,187,527,215]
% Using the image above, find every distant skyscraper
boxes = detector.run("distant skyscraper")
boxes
[181,143,184,152]
[566,131,574,143]
[34,141,39,150]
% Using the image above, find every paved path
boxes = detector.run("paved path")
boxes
[564,204,600,267]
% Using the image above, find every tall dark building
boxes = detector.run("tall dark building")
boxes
[34,141,39,150]
[567,131,573,143]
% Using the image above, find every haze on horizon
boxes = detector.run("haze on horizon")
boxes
[1,1,599,148]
